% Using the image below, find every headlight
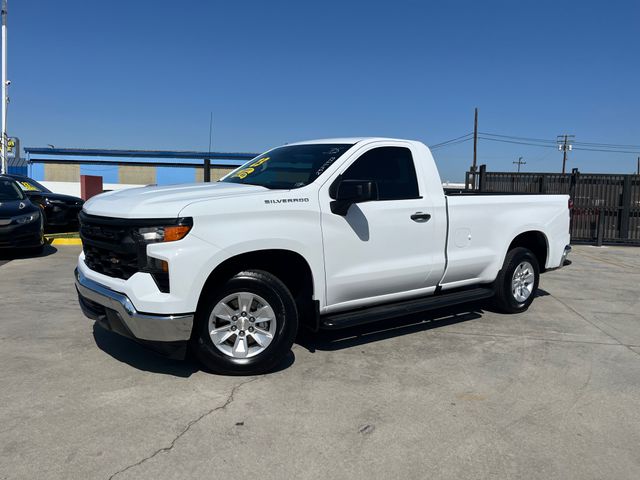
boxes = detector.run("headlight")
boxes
[129,219,192,294]
[14,211,40,224]
[136,224,192,243]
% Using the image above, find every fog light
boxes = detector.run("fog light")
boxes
[147,257,170,293]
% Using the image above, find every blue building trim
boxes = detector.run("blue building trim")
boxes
[80,164,119,183]
[24,146,257,183]
[8,165,27,175]
[156,166,196,185]
[24,147,258,161]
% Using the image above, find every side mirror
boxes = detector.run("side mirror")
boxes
[330,179,378,215]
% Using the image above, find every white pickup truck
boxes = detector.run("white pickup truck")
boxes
[75,138,571,374]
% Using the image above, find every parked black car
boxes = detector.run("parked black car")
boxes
[8,174,84,231]
[0,175,45,252]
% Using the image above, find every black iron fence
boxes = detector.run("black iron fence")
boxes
[466,167,640,246]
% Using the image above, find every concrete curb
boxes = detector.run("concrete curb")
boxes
[48,238,82,246]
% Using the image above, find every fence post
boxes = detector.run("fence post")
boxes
[569,168,578,200]
[539,176,546,193]
[620,175,632,240]
[478,164,486,192]
[204,158,211,182]
[596,209,605,246]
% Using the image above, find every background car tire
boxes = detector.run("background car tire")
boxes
[29,245,44,255]
[192,269,298,375]
[491,247,540,314]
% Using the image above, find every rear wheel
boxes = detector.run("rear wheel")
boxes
[492,247,540,313]
[192,269,298,375]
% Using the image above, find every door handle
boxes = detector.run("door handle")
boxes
[410,212,431,222]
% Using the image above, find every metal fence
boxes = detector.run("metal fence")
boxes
[466,167,640,245]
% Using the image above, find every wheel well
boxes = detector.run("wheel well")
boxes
[508,231,548,271]
[197,249,316,327]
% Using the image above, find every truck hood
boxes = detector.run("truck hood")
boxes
[83,182,269,219]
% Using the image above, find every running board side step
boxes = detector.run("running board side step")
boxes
[320,287,494,330]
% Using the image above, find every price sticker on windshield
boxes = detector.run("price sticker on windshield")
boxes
[18,181,39,191]
[233,157,270,179]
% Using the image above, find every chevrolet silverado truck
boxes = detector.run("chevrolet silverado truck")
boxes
[75,138,571,375]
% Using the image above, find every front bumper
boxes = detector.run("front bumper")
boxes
[0,220,44,248]
[75,268,194,343]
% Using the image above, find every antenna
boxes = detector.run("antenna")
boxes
[1,0,8,175]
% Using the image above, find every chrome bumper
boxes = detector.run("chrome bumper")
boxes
[75,268,194,342]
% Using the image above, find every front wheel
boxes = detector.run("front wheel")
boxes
[192,269,298,375]
[491,247,540,313]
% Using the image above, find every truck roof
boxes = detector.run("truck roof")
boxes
[287,137,420,146]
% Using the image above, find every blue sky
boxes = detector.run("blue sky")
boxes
[8,0,640,181]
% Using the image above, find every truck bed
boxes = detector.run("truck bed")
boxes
[444,189,557,196]
[440,193,570,289]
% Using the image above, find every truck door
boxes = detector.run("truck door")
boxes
[319,143,446,311]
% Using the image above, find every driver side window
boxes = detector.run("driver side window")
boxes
[342,147,419,200]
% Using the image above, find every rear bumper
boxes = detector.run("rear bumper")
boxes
[75,268,194,343]
[546,245,572,272]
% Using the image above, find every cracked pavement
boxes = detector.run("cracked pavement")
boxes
[1,245,639,479]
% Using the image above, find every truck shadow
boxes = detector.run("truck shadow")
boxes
[92,324,295,377]
[296,303,485,353]
[92,325,200,378]
[0,244,57,261]
[92,290,550,376]
[297,289,551,353]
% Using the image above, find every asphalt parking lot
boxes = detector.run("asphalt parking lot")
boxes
[1,245,639,479]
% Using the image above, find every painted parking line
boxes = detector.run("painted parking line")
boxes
[48,238,82,246]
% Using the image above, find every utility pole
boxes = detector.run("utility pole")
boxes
[557,134,574,174]
[636,157,639,175]
[0,0,7,175]
[513,156,526,172]
[472,107,478,172]
[468,107,478,189]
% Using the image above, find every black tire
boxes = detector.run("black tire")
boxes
[192,269,298,375]
[491,247,540,313]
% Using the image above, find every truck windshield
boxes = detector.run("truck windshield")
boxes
[221,144,353,189]
[0,178,26,201]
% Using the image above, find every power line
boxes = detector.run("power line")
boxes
[477,136,640,155]
[529,148,556,163]
[477,136,557,148]
[573,146,640,154]
[481,131,640,150]
[431,129,640,164]
[430,137,473,150]
[430,132,473,149]
[479,132,557,145]
[573,140,640,149]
